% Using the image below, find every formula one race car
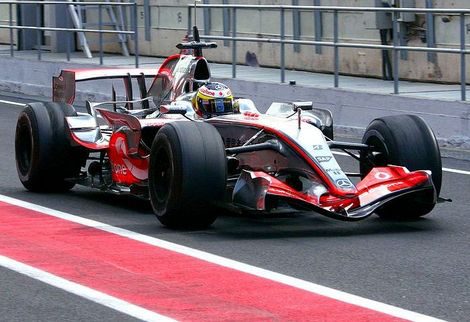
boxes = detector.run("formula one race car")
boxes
[15,27,443,228]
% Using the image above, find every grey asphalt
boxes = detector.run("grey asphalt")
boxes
[0,267,139,322]
[1,96,469,321]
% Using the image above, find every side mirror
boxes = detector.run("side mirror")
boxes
[292,101,313,111]
[148,73,172,107]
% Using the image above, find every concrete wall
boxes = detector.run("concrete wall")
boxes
[0,4,16,45]
[1,1,470,83]
[128,0,470,83]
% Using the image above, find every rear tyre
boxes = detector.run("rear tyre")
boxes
[148,121,227,229]
[360,114,441,219]
[15,102,87,192]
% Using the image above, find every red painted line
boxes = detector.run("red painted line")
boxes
[0,201,405,321]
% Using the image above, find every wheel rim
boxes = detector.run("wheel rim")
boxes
[153,146,172,203]
[16,121,33,176]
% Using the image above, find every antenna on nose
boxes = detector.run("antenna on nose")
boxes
[194,0,201,27]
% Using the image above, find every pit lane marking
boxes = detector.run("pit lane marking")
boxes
[0,99,26,107]
[0,194,445,322]
[0,255,176,322]
[441,167,470,175]
[332,151,470,176]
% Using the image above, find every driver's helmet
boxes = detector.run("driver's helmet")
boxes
[192,82,236,118]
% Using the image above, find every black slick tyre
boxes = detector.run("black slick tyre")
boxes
[148,121,227,229]
[15,102,87,192]
[360,114,442,219]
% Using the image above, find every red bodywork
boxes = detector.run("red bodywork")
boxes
[59,49,436,221]
[248,166,431,216]
[108,131,149,185]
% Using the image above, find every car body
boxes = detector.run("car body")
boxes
[15,27,443,228]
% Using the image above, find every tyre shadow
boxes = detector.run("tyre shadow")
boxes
[207,210,443,240]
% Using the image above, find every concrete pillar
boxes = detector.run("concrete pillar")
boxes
[49,1,75,52]
[16,3,39,50]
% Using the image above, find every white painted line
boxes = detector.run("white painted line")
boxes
[0,255,176,322]
[332,151,470,176]
[442,167,470,175]
[0,99,26,107]
[0,194,444,322]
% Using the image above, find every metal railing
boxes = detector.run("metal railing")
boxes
[0,0,139,67]
[187,4,470,101]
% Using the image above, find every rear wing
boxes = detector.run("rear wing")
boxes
[52,68,157,105]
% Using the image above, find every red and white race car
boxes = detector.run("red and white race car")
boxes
[15,27,443,228]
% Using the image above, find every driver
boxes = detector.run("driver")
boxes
[192,82,238,118]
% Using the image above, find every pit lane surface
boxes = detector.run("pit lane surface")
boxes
[1,95,469,321]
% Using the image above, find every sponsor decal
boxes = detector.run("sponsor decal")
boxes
[374,171,392,180]
[207,83,224,90]
[112,163,128,175]
[312,145,323,150]
[215,99,225,112]
[199,87,216,97]
[325,168,343,176]
[202,83,231,97]
[223,137,244,148]
[242,111,259,119]
[316,156,332,162]
[335,178,353,188]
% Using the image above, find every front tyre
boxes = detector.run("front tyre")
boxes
[15,102,87,192]
[148,121,227,229]
[360,114,442,219]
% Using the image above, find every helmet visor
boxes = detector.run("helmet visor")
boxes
[198,97,233,115]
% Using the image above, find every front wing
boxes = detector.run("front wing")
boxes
[232,166,435,221]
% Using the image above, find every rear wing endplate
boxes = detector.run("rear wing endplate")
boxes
[52,68,157,104]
